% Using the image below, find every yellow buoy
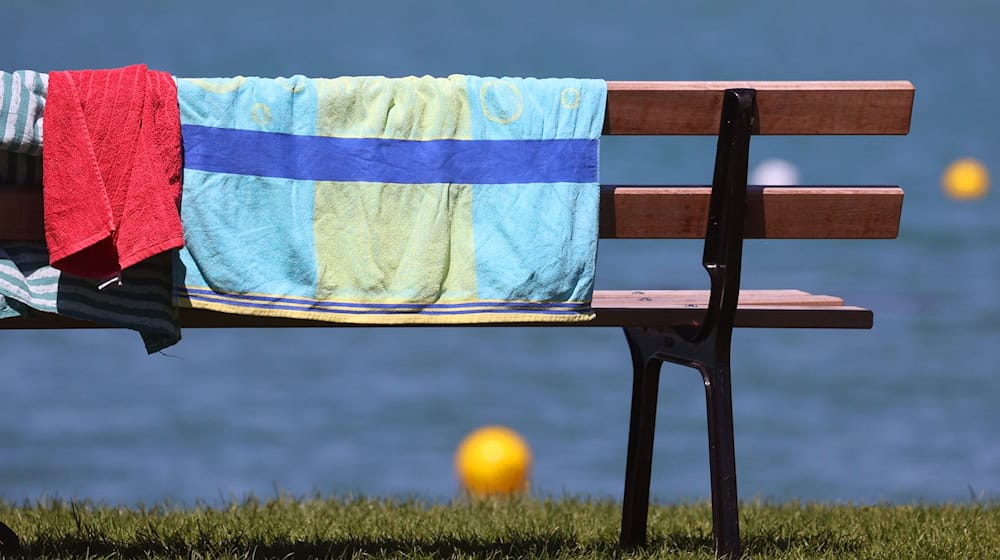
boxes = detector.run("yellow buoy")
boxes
[455,426,532,497]
[942,158,990,200]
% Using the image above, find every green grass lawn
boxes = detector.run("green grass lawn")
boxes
[1,496,997,559]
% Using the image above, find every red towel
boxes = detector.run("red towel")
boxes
[43,64,183,279]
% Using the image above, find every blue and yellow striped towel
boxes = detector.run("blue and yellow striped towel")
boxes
[175,75,606,324]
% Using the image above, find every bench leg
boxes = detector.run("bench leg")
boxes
[619,327,664,548]
[0,520,19,552]
[699,361,741,559]
[619,327,744,559]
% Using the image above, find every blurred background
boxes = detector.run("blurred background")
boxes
[1,0,997,506]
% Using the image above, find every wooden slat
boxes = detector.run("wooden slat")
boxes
[600,185,903,239]
[591,289,872,328]
[0,290,872,330]
[0,185,903,241]
[0,186,43,240]
[595,289,844,307]
[604,81,914,135]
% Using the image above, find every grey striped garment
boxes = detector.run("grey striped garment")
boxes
[0,70,46,154]
[0,70,45,186]
[0,243,181,353]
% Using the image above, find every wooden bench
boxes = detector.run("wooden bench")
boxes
[0,81,913,559]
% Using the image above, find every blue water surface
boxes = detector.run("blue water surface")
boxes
[1,0,998,506]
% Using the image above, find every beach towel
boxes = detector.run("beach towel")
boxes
[175,74,606,323]
[0,243,180,353]
[43,64,183,281]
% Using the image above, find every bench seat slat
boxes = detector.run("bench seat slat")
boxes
[605,81,915,135]
[0,289,872,330]
[592,289,872,328]
[0,185,903,241]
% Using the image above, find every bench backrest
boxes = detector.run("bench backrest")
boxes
[0,81,913,244]
[601,81,911,240]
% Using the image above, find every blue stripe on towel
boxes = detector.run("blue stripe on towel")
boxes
[181,124,598,184]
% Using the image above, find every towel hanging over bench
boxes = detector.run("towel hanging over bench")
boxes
[43,64,184,281]
[1,67,181,352]
[175,75,606,324]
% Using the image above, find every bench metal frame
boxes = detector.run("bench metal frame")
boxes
[620,88,756,558]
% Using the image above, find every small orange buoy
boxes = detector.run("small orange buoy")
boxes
[455,426,532,497]
[942,158,990,200]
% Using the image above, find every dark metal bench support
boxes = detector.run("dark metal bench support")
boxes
[0,520,19,552]
[620,329,665,546]
[619,88,757,559]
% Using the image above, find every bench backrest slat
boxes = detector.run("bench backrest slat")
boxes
[605,81,914,135]
[599,186,903,239]
[0,184,904,241]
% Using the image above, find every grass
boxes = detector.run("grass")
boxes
[1,495,997,559]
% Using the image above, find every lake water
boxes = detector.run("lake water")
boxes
[2,0,998,506]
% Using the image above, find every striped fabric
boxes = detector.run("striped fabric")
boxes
[0,243,180,352]
[0,70,46,186]
[175,75,606,324]
[0,70,46,155]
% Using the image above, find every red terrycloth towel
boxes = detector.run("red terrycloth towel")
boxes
[43,64,183,279]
